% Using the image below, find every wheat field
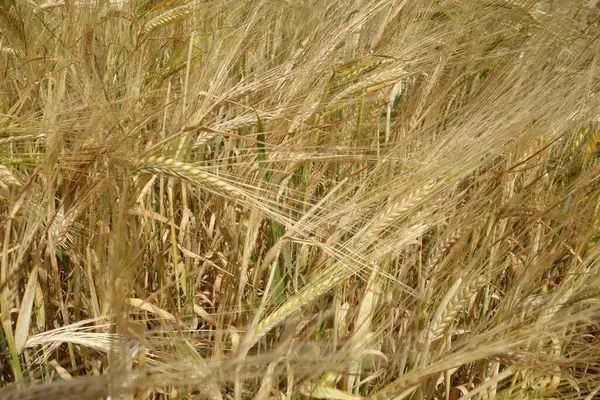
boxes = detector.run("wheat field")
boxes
[1,0,600,399]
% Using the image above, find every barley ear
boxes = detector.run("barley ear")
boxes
[133,156,245,199]
[142,4,195,36]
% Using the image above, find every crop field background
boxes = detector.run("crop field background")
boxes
[1,0,600,399]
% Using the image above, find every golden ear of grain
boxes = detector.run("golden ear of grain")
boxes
[253,263,351,344]
[430,276,487,339]
[356,182,437,247]
[328,56,394,92]
[326,63,407,111]
[427,228,463,269]
[133,156,244,199]
[142,4,195,36]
